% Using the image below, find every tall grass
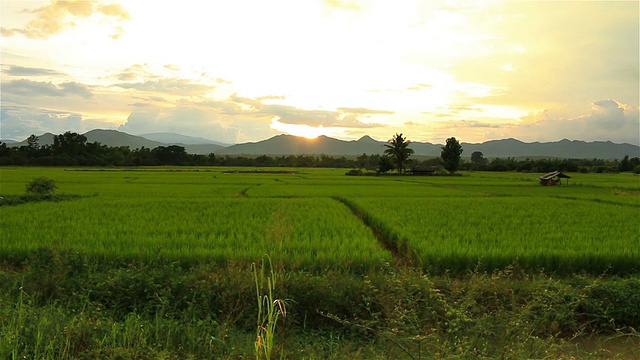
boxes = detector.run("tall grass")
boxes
[253,257,287,360]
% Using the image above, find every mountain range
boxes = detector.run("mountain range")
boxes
[4,129,639,159]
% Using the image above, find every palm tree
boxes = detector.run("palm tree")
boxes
[384,133,414,174]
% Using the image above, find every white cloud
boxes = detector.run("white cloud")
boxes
[118,106,241,143]
[1,0,129,39]
[510,100,639,145]
[0,106,113,140]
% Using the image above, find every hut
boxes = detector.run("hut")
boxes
[409,166,439,175]
[538,171,571,186]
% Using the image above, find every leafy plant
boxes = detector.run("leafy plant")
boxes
[253,257,287,360]
[25,177,57,195]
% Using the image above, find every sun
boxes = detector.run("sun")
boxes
[269,117,325,139]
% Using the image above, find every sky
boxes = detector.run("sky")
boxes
[1,0,638,145]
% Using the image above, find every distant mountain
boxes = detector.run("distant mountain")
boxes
[0,139,17,144]
[461,138,640,159]
[7,130,226,154]
[9,130,166,149]
[219,134,639,159]
[139,132,230,147]
[8,133,57,147]
[219,134,388,156]
[84,129,167,148]
[6,130,639,159]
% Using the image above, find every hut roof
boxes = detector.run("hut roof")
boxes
[538,171,572,180]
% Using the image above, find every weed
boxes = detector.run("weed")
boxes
[253,256,288,360]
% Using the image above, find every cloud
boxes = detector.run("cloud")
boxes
[0,105,113,140]
[587,99,628,130]
[3,65,66,77]
[511,100,639,145]
[114,78,212,96]
[228,97,385,128]
[2,79,93,99]
[337,107,395,115]
[406,83,433,91]
[1,0,129,39]
[117,105,241,143]
[96,3,130,21]
[323,0,365,12]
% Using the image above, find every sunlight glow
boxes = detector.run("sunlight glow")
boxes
[269,117,341,139]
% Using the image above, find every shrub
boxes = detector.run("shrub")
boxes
[25,177,57,195]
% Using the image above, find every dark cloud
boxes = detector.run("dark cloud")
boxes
[1,0,129,39]
[3,65,66,77]
[3,79,93,98]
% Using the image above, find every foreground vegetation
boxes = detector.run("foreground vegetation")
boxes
[2,250,639,359]
[1,167,638,358]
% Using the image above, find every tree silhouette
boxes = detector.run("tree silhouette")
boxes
[52,131,87,156]
[441,137,463,173]
[470,151,487,165]
[384,133,414,174]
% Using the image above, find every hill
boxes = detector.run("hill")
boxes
[138,132,229,147]
[7,130,222,154]
[219,134,638,159]
[218,135,388,156]
[8,130,165,149]
[5,130,638,159]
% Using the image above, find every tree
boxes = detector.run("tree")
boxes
[378,155,394,173]
[441,137,463,173]
[383,133,414,174]
[25,177,57,195]
[470,151,487,165]
[52,131,87,156]
[26,134,40,155]
[619,155,633,172]
[152,145,188,165]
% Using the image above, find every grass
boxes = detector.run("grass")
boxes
[1,166,639,357]
[1,250,638,359]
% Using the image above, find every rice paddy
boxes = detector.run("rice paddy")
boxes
[1,167,638,274]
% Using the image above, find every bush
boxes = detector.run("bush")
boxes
[25,177,57,195]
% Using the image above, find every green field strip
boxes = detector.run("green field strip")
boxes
[348,196,640,275]
[551,195,640,208]
[0,197,392,270]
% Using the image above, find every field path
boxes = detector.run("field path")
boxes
[332,197,416,267]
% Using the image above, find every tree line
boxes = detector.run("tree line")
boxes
[1,131,637,173]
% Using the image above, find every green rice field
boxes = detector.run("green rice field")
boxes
[1,167,639,274]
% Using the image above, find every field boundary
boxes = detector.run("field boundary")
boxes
[332,196,416,267]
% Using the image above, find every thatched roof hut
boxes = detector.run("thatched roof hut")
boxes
[538,171,571,186]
